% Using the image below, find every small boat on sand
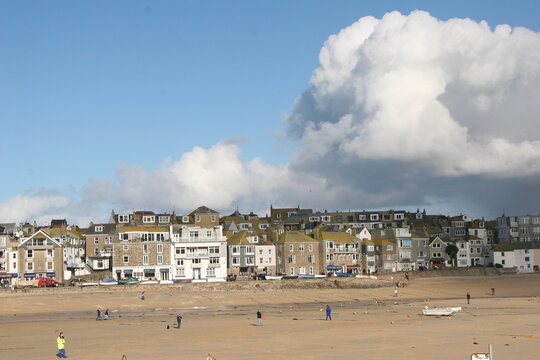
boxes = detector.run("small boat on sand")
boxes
[173,279,192,284]
[422,306,461,316]
[265,276,282,280]
[99,279,117,286]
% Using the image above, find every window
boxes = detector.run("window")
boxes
[195,215,201,222]
[246,246,255,253]
[157,244,163,253]
[210,257,220,264]
[209,247,220,254]
[182,216,189,223]
[308,255,314,263]
[118,215,129,223]
[326,254,333,261]
[142,216,155,223]
[395,214,404,220]
[27,262,33,271]
[176,259,184,266]
[501,260,505,265]
[27,249,33,258]
[455,230,466,236]
[288,255,296,264]
[383,214,391,221]
[47,249,53,257]
[120,233,129,241]
[211,215,216,222]
[299,267,306,275]
[308,244,313,252]
[322,216,331,222]
[326,241,334,249]
[158,216,170,223]
[352,254,358,260]
[259,223,269,230]
[143,244,149,254]
[93,237,99,245]
[47,262,54,270]
[192,258,201,264]
[123,245,129,251]
[95,226,103,232]
[176,268,185,276]
[94,248,99,256]
[370,214,379,221]
[105,236,111,245]
[386,245,393,251]
[206,231,212,238]
[432,243,441,248]
[367,245,374,252]
[246,256,255,265]
[418,251,426,257]
[299,244,304,251]
[143,255,149,265]
[399,240,411,248]
[232,257,239,265]
[207,268,215,277]
[232,246,239,254]
[525,257,530,262]
[157,255,163,265]
[123,256,129,263]
[290,267,294,275]
[289,245,294,252]
[189,231,199,240]
[259,257,263,263]
[385,254,393,260]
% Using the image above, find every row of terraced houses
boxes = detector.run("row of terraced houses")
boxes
[1,206,540,284]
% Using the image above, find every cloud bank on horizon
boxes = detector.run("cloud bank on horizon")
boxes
[2,10,540,225]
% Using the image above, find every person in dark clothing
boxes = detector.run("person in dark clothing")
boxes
[467,292,471,304]
[491,288,495,296]
[257,310,262,326]
[177,315,182,329]
[96,309,101,321]
[326,305,332,320]
[104,309,109,320]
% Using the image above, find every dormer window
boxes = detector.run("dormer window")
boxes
[158,216,170,223]
[195,215,201,222]
[370,214,379,221]
[118,215,129,223]
[182,216,189,223]
[143,216,155,223]
[95,226,103,232]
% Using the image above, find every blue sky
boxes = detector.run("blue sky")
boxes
[2,1,540,223]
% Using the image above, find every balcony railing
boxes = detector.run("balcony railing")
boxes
[183,253,209,258]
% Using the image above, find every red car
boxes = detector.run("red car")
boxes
[38,278,57,287]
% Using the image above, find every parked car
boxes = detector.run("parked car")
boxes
[226,274,237,282]
[38,277,57,287]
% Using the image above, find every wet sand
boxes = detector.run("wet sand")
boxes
[1,274,539,359]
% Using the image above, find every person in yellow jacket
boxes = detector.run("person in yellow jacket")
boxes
[56,332,67,358]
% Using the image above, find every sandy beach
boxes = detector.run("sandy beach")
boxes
[1,274,539,360]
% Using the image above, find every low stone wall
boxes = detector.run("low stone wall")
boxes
[5,277,392,296]
[379,267,509,281]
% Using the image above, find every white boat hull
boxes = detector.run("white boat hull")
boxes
[265,276,282,280]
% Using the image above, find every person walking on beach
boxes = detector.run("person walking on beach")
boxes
[467,292,471,304]
[257,310,262,326]
[177,315,182,329]
[394,288,398,297]
[140,291,145,301]
[491,288,495,296]
[56,332,67,358]
[96,309,101,321]
[104,309,109,320]
[325,305,332,320]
